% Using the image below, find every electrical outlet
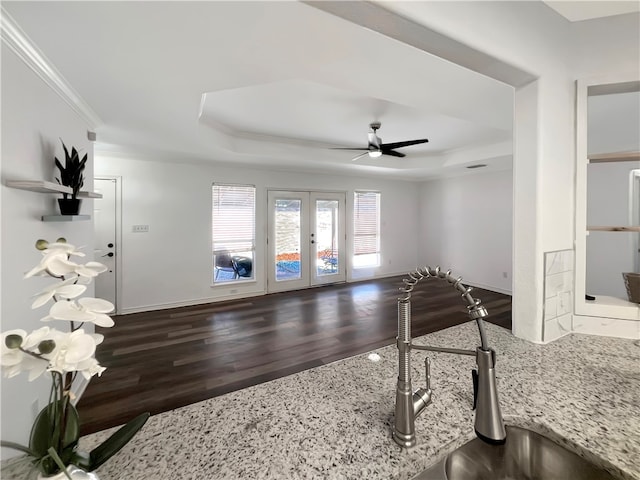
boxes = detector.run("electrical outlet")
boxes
[132,225,149,233]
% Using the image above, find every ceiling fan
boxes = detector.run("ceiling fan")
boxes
[333,122,429,161]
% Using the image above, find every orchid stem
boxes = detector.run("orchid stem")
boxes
[18,347,47,362]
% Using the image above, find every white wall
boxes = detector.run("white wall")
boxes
[95,154,420,313]
[1,45,95,458]
[382,2,640,342]
[419,169,513,294]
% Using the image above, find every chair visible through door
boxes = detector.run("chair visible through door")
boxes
[232,256,253,278]
[214,251,237,280]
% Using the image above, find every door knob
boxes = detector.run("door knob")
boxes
[108,243,114,248]
[102,252,114,258]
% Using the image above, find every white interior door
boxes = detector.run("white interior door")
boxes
[267,190,345,293]
[93,177,118,308]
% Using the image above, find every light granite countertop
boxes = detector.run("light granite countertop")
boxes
[3,322,639,479]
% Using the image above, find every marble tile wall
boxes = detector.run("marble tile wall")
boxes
[543,249,574,342]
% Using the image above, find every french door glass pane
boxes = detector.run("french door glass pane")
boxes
[275,198,301,281]
[316,199,339,276]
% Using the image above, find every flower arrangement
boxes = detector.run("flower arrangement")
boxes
[1,238,148,479]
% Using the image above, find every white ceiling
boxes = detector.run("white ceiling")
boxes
[543,1,640,22]
[4,1,627,181]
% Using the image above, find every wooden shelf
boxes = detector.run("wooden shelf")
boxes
[588,151,640,163]
[587,226,640,232]
[6,180,72,194]
[6,180,102,198]
[78,191,103,199]
[42,214,91,222]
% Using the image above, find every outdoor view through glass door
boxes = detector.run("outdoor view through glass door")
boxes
[267,191,346,293]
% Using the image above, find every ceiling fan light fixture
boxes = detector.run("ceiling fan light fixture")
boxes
[369,150,382,158]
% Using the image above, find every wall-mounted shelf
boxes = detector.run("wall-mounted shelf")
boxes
[588,151,640,163]
[42,214,91,222]
[77,190,102,199]
[575,73,640,325]
[6,180,102,199]
[587,226,640,232]
[6,180,72,194]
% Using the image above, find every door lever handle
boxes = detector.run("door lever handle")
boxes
[102,252,114,258]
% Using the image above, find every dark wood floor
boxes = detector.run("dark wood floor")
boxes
[77,275,511,435]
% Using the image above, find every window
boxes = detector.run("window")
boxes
[353,191,380,268]
[212,184,256,283]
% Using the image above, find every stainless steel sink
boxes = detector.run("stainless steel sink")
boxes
[413,425,619,480]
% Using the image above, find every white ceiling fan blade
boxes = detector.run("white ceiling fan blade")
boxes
[351,152,370,162]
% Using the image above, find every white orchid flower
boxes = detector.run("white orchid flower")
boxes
[43,242,86,257]
[42,298,115,327]
[75,261,108,278]
[21,327,58,380]
[24,242,85,279]
[1,330,28,377]
[1,329,51,380]
[77,298,115,327]
[22,326,53,350]
[75,356,106,380]
[47,329,97,375]
[31,278,87,309]
[43,258,107,279]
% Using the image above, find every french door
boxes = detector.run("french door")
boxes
[267,190,346,293]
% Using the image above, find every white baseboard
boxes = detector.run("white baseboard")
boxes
[118,290,267,315]
[118,274,511,315]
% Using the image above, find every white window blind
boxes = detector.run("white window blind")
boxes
[353,191,380,267]
[212,184,256,254]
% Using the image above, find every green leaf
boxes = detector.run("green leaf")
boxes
[29,401,80,459]
[46,447,73,480]
[55,158,65,174]
[62,141,70,161]
[0,440,37,457]
[88,412,150,470]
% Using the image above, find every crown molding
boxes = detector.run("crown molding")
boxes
[1,7,102,129]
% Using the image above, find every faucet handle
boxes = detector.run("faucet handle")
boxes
[412,357,433,419]
[472,369,478,410]
[425,357,431,391]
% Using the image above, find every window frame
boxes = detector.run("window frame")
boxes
[211,183,256,285]
[353,190,381,268]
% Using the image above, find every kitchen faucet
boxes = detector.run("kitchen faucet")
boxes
[393,266,506,448]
